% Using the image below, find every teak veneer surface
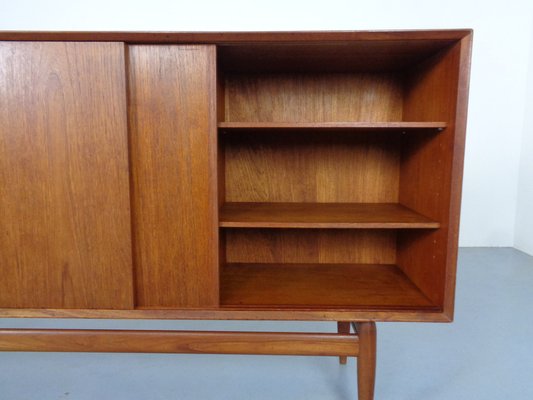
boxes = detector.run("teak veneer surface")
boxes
[0,329,359,356]
[220,202,440,229]
[224,73,403,122]
[225,229,397,265]
[128,45,219,308]
[219,121,447,131]
[225,133,401,203]
[221,263,436,309]
[397,36,472,318]
[0,30,472,43]
[0,307,450,322]
[0,42,134,309]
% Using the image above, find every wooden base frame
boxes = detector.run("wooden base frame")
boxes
[0,321,376,400]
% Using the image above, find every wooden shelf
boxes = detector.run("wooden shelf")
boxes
[219,121,447,133]
[221,263,438,309]
[219,202,440,229]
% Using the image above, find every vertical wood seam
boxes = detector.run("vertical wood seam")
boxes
[209,45,221,306]
[123,43,139,309]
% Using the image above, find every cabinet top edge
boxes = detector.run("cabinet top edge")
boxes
[0,29,473,43]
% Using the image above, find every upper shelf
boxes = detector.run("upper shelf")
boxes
[220,202,440,229]
[219,121,447,133]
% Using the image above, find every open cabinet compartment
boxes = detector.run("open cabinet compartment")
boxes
[217,37,467,316]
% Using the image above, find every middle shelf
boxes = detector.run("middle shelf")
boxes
[219,121,447,133]
[219,202,440,229]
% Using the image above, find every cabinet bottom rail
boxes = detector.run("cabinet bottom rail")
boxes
[0,328,359,356]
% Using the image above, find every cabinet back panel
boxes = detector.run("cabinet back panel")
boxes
[226,229,396,265]
[225,73,403,122]
[128,45,219,308]
[0,42,133,309]
[225,133,400,203]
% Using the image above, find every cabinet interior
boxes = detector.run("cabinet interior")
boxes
[217,40,462,312]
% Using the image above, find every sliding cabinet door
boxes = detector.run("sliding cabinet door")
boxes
[0,42,134,309]
[128,45,219,308]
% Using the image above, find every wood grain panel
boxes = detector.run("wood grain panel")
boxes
[0,329,359,356]
[398,36,471,314]
[220,202,440,229]
[225,73,403,122]
[217,66,227,294]
[219,41,459,73]
[219,121,447,131]
[0,307,450,323]
[225,133,400,203]
[225,229,396,265]
[221,264,435,309]
[128,45,219,308]
[0,42,133,309]
[0,30,472,43]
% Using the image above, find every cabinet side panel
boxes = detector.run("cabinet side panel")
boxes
[399,37,471,314]
[0,42,134,309]
[128,45,219,308]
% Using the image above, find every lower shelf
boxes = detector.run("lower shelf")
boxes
[220,263,437,310]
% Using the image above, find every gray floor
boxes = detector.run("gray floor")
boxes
[1,248,532,399]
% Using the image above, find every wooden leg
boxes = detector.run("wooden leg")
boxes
[355,322,376,400]
[337,321,351,364]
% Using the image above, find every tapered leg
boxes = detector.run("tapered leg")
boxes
[337,321,351,364]
[355,322,376,400]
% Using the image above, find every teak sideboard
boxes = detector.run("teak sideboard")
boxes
[0,30,472,399]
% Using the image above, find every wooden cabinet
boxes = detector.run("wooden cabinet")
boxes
[0,30,472,400]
